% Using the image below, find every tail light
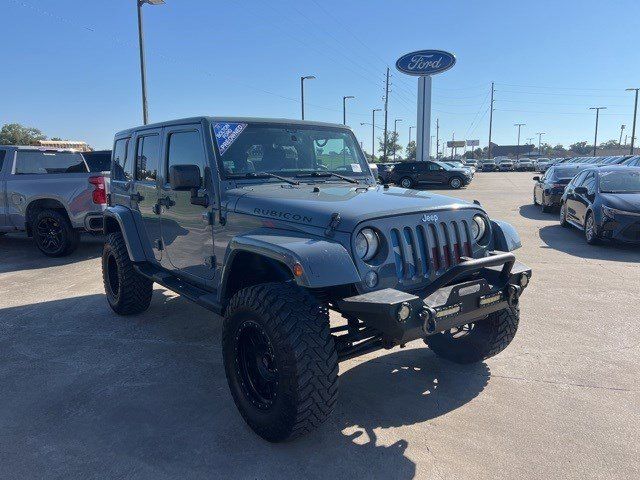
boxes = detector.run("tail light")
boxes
[89,176,107,204]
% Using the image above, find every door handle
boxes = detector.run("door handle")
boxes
[130,192,144,202]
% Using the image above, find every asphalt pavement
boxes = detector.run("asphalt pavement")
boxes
[0,171,638,479]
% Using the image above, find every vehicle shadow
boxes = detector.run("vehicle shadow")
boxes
[519,203,557,221]
[0,292,489,479]
[0,233,103,273]
[539,224,640,262]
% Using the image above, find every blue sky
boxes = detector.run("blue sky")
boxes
[2,0,639,152]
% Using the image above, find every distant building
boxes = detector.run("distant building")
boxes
[38,140,92,152]
[490,142,535,157]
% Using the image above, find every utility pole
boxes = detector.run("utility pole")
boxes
[136,0,165,125]
[342,95,355,125]
[589,107,607,156]
[450,132,455,159]
[536,132,545,155]
[487,82,495,159]
[300,75,316,120]
[436,118,440,158]
[619,124,626,149]
[383,67,390,161]
[430,135,435,157]
[409,126,415,144]
[514,123,525,159]
[393,119,403,161]
[371,108,381,162]
[627,88,639,154]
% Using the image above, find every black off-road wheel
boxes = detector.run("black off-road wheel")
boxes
[222,282,338,442]
[102,232,153,315]
[424,307,519,364]
[399,177,414,189]
[33,209,80,257]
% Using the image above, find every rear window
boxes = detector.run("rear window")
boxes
[82,151,112,172]
[15,151,88,174]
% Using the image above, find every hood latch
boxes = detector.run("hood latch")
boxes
[325,213,341,237]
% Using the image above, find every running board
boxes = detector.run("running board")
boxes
[134,263,223,315]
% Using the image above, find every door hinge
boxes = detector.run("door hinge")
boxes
[154,239,164,251]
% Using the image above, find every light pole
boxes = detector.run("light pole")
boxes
[619,124,626,149]
[371,109,381,161]
[514,123,525,159]
[342,96,355,125]
[393,119,403,161]
[300,75,316,120]
[409,125,416,144]
[430,135,435,158]
[627,88,639,154]
[536,132,545,155]
[589,107,607,157]
[136,0,164,125]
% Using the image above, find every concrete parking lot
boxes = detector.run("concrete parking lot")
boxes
[1,172,638,479]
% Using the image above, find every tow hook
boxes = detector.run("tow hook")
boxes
[420,307,438,335]
[507,284,521,307]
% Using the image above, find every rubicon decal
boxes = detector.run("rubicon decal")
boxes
[254,208,312,223]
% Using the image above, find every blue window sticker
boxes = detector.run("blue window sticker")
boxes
[213,122,247,155]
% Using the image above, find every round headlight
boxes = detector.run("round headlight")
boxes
[472,215,487,242]
[355,228,380,262]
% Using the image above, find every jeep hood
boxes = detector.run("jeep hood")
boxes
[229,183,479,232]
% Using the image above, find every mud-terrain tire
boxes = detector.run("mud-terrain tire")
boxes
[399,177,414,189]
[424,307,519,364]
[449,176,463,189]
[33,209,80,257]
[102,232,153,315]
[222,282,338,442]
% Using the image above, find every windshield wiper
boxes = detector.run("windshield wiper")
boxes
[295,171,359,184]
[242,172,299,185]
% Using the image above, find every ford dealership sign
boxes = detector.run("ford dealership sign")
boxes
[395,50,456,76]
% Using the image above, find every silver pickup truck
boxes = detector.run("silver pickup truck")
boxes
[0,146,108,256]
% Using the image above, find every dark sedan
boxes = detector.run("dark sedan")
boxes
[560,166,640,244]
[389,160,472,189]
[533,164,589,212]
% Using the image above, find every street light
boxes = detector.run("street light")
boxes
[371,108,381,161]
[626,88,639,154]
[536,132,545,155]
[393,119,403,161]
[589,107,607,157]
[514,123,525,159]
[342,96,355,125]
[409,125,416,144]
[300,75,316,120]
[136,0,165,125]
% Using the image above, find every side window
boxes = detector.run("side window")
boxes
[427,162,440,171]
[112,138,131,181]
[166,130,207,185]
[571,171,587,187]
[136,135,159,182]
[583,173,596,193]
[0,150,6,172]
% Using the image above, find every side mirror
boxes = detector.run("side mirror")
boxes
[532,176,540,181]
[169,164,201,191]
[574,186,588,195]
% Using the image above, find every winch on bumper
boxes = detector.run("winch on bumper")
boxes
[337,252,531,345]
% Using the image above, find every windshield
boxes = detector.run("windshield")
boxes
[211,122,370,179]
[436,161,453,170]
[599,170,640,193]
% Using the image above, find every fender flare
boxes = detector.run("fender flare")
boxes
[220,230,361,296]
[103,206,146,262]
[490,219,522,252]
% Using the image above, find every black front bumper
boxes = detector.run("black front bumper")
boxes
[338,252,531,345]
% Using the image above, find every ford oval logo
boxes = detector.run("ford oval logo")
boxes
[395,50,456,76]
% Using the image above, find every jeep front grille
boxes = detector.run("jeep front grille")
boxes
[389,220,473,283]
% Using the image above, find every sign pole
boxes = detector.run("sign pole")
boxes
[416,75,432,161]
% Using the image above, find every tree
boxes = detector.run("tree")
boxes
[599,139,619,149]
[569,141,591,155]
[378,131,402,160]
[405,141,416,160]
[0,123,47,145]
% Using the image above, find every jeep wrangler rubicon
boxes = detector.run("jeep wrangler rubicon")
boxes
[102,117,531,442]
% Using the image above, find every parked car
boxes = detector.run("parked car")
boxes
[560,166,640,244]
[533,164,588,212]
[0,146,107,256]
[516,158,534,171]
[376,162,397,183]
[481,159,498,171]
[498,159,515,171]
[101,116,531,442]
[622,155,640,166]
[599,155,632,166]
[536,158,550,172]
[444,160,474,176]
[390,160,473,189]
[463,159,478,168]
